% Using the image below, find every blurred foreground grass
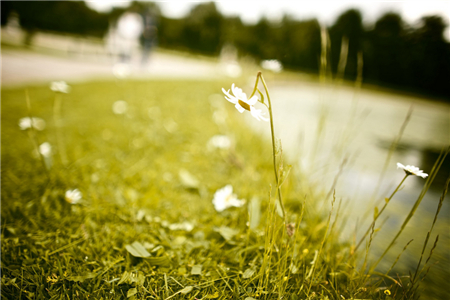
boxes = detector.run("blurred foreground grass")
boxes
[0,79,440,299]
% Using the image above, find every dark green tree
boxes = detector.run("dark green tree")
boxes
[329,9,364,79]
[181,2,224,55]
[365,13,407,87]
[1,1,109,45]
[278,16,321,72]
[409,16,450,97]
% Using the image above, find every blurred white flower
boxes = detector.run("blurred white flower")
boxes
[222,84,269,122]
[164,119,178,133]
[38,142,53,169]
[212,185,245,212]
[65,189,82,204]
[39,142,52,158]
[222,62,242,78]
[212,110,227,126]
[91,173,100,183]
[397,163,428,178]
[169,221,194,232]
[112,100,128,115]
[147,106,161,120]
[162,172,173,182]
[50,81,71,93]
[208,135,231,149]
[113,63,131,78]
[19,117,46,131]
[179,169,199,189]
[261,59,283,73]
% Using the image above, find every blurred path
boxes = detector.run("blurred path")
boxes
[1,48,222,87]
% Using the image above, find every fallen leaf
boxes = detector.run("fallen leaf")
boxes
[125,241,151,258]
[180,286,193,294]
[179,169,199,189]
[217,226,239,241]
[127,287,137,298]
[191,265,202,275]
[66,272,97,282]
[242,268,255,279]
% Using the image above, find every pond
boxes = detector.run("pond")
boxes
[246,77,449,298]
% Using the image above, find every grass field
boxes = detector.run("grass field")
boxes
[1,78,447,299]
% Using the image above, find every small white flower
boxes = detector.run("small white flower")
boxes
[397,163,428,178]
[261,59,283,73]
[18,117,46,131]
[222,84,269,121]
[222,62,242,78]
[212,185,245,212]
[208,135,231,149]
[112,100,128,115]
[113,63,131,78]
[65,189,82,204]
[168,221,194,232]
[39,142,52,158]
[50,81,70,93]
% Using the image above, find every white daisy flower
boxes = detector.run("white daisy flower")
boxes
[222,84,269,122]
[65,189,82,204]
[397,163,428,178]
[50,81,70,93]
[261,59,283,73]
[212,185,245,212]
[208,135,231,149]
[112,100,128,115]
[168,221,194,232]
[221,62,242,78]
[112,63,131,78]
[39,142,52,158]
[18,117,46,131]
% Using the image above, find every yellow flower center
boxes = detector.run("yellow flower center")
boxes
[238,99,251,111]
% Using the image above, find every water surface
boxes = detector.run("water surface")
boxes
[246,78,449,298]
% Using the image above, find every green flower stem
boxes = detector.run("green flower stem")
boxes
[54,94,68,166]
[354,174,409,253]
[252,72,287,221]
[25,90,51,180]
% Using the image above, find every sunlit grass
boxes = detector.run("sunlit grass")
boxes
[1,79,447,299]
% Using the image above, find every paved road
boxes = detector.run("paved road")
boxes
[1,48,223,87]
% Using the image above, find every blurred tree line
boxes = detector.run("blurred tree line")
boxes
[1,1,109,37]
[1,1,449,99]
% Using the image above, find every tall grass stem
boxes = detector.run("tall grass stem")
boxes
[370,148,448,272]
[25,90,51,180]
[354,174,409,253]
[53,94,68,166]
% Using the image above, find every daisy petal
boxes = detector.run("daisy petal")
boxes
[222,88,234,98]
[222,83,268,122]
[235,103,245,113]
[397,162,428,178]
[247,95,258,105]
[397,163,406,169]
[250,107,269,122]
[224,96,237,104]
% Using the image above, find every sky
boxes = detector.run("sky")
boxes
[86,0,450,37]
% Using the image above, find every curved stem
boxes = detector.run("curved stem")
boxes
[25,90,51,180]
[258,72,286,221]
[54,94,68,166]
[354,174,409,253]
[249,73,261,99]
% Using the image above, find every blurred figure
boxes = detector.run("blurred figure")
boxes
[114,10,143,63]
[4,11,21,36]
[219,43,242,78]
[140,9,158,65]
[261,59,283,73]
